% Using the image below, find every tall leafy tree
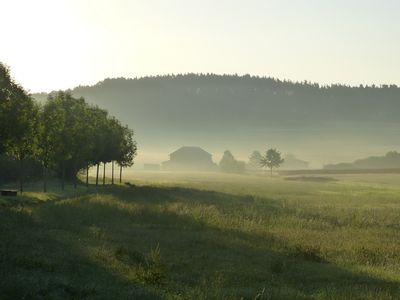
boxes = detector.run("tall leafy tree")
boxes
[0,64,10,154]
[1,63,138,190]
[3,90,39,192]
[0,63,39,192]
[47,92,72,190]
[67,97,93,189]
[260,148,284,176]
[42,92,89,189]
[248,150,263,169]
[0,62,19,154]
[87,106,109,187]
[80,105,101,187]
[116,125,137,184]
[105,117,125,185]
[100,117,119,186]
[1,62,42,191]
[38,99,65,192]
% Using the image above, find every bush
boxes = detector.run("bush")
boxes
[290,244,325,263]
[115,244,165,285]
[219,150,246,174]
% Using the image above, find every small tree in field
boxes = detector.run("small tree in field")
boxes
[260,148,284,176]
[248,150,263,169]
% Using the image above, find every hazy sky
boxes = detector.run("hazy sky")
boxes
[1,0,399,92]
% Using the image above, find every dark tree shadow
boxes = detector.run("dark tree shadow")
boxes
[0,184,399,299]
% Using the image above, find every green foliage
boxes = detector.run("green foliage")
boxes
[3,95,39,160]
[114,243,165,283]
[260,148,284,175]
[1,173,400,299]
[324,151,400,170]
[42,74,400,128]
[0,62,39,160]
[0,63,14,153]
[136,244,165,284]
[0,63,137,189]
[117,125,137,167]
[0,155,42,184]
[42,92,137,182]
[32,75,400,158]
[219,150,245,173]
[248,150,263,169]
[0,62,40,191]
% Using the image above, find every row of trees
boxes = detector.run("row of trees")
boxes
[219,148,284,175]
[248,149,285,175]
[0,63,137,192]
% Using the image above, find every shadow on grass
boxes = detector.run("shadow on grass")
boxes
[0,184,399,299]
[0,195,42,207]
[284,176,338,183]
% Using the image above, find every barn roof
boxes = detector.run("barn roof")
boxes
[170,146,212,157]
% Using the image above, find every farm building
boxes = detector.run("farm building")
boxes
[281,154,309,170]
[162,146,218,171]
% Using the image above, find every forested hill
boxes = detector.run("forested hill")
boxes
[34,74,400,126]
[32,74,400,166]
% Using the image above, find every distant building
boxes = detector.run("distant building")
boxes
[281,154,309,170]
[162,146,218,171]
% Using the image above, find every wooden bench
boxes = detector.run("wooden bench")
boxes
[1,190,18,196]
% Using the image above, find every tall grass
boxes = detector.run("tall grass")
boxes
[0,172,400,299]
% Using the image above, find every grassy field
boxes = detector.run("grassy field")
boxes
[1,172,400,299]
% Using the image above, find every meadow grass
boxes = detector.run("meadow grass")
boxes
[0,172,400,299]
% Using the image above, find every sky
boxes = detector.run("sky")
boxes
[1,0,399,93]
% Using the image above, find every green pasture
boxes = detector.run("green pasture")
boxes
[1,172,399,299]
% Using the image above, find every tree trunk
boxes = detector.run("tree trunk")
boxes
[61,163,65,191]
[86,165,89,187]
[19,158,23,193]
[103,162,106,186]
[73,166,77,189]
[119,165,122,184]
[270,167,273,176]
[95,163,99,187]
[111,161,114,185]
[43,165,47,193]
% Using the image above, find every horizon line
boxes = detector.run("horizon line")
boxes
[30,72,400,94]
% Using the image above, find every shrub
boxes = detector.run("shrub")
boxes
[290,244,325,263]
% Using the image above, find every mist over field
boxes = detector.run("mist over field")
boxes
[3,1,400,299]
[34,75,400,168]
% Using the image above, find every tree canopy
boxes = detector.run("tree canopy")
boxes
[248,150,263,169]
[219,150,245,174]
[32,74,400,162]
[260,148,284,175]
[0,62,137,191]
